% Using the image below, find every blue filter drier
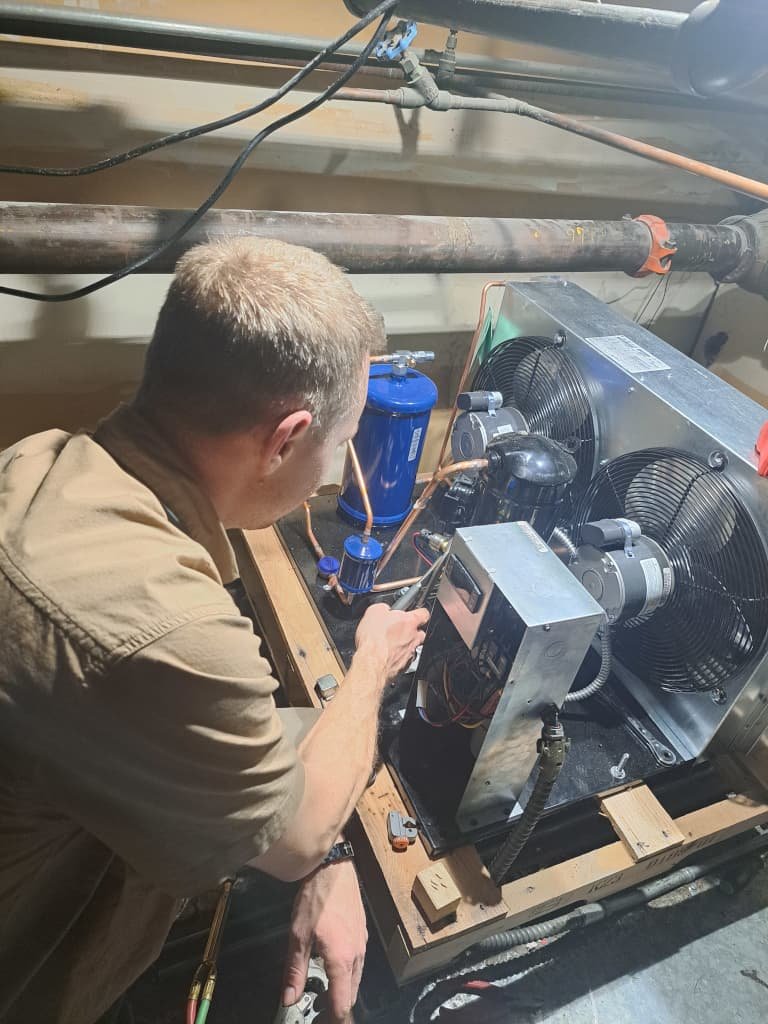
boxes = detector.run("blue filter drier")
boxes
[338,360,438,527]
[338,535,383,594]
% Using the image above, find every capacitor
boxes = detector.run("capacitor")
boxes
[338,354,437,528]
[338,535,384,594]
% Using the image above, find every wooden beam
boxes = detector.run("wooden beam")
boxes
[502,791,768,927]
[600,784,685,862]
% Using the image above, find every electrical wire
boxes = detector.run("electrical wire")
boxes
[0,7,394,303]
[411,532,435,567]
[641,271,673,329]
[0,1,397,179]
[633,275,665,324]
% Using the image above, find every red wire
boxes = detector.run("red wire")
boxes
[411,532,433,567]
[186,1000,197,1024]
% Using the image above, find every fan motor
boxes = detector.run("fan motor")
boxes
[570,518,674,624]
[451,390,529,462]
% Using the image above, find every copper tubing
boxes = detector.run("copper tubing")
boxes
[371,575,423,593]
[436,280,507,471]
[303,500,325,561]
[370,279,505,578]
[303,501,352,605]
[346,439,374,540]
[504,94,768,205]
[335,87,768,205]
[375,458,488,578]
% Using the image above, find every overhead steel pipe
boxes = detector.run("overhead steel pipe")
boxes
[344,0,768,97]
[0,204,750,283]
[344,0,685,69]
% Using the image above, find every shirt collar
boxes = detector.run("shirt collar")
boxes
[93,404,238,584]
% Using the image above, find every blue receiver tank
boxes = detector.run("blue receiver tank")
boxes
[338,353,438,528]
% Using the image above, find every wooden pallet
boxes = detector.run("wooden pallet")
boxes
[234,526,768,983]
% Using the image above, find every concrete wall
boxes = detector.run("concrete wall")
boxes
[1,0,767,452]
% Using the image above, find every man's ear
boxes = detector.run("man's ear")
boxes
[261,410,313,475]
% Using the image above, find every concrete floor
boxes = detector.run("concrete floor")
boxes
[122,853,768,1024]
[407,868,768,1024]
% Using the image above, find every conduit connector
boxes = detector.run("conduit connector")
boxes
[631,214,677,277]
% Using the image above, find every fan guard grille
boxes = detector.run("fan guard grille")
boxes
[471,336,596,498]
[575,448,768,694]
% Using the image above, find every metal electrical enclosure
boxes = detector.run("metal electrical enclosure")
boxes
[425,522,603,831]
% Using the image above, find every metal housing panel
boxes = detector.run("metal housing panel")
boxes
[446,523,603,830]
[493,281,768,761]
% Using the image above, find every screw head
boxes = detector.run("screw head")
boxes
[708,450,727,470]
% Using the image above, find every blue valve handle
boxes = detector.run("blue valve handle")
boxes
[374,19,418,61]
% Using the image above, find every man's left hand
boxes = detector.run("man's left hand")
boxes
[281,860,367,1022]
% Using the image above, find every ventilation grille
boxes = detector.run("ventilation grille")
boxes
[575,448,768,694]
[472,336,596,501]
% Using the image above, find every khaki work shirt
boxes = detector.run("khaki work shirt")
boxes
[0,405,304,1023]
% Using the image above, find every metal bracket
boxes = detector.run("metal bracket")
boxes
[632,214,677,277]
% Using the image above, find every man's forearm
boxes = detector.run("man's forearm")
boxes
[296,643,387,852]
[251,641,387,881]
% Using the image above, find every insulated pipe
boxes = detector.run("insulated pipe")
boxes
[345,0,684,69]
[0,204,749,280]
[345,0,768,98]
[4,4,765,113]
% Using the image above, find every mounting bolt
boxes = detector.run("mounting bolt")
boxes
[708,450,727,470]
[610,753,630,782]
[711,686,728,705]
[554,330,567,347]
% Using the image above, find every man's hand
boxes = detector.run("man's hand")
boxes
[282,861,367,1022]
[355,603,429,680]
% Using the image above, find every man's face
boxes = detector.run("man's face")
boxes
[241,363,369,529]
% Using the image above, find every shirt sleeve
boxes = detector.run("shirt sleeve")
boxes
[46,611,304,897]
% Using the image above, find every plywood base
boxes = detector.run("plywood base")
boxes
[235,526,768,984]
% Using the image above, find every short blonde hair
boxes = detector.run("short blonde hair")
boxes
[137,236,385,433]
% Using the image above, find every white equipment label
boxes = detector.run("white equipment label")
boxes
[641,557,664,601]
[586,334,670,374]
[408,427,423,462]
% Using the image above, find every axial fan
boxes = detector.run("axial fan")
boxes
[470,336,596,499]
[574,448,768,694]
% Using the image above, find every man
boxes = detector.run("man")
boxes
[0,237,428,1023]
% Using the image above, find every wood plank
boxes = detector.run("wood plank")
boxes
[356,769,505,952]
[600,784,685,862]
[235,527,506,956]
[501,792,768,928]
[413,864,462,926]
[234,527,330,710]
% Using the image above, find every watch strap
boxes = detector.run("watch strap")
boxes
[322,840,355,867]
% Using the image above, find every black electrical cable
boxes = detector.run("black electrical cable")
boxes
[0,1,397,178]
[641,270,673,329]
[0,9,394,303]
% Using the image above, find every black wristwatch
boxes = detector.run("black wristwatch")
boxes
[322,841,355,867]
